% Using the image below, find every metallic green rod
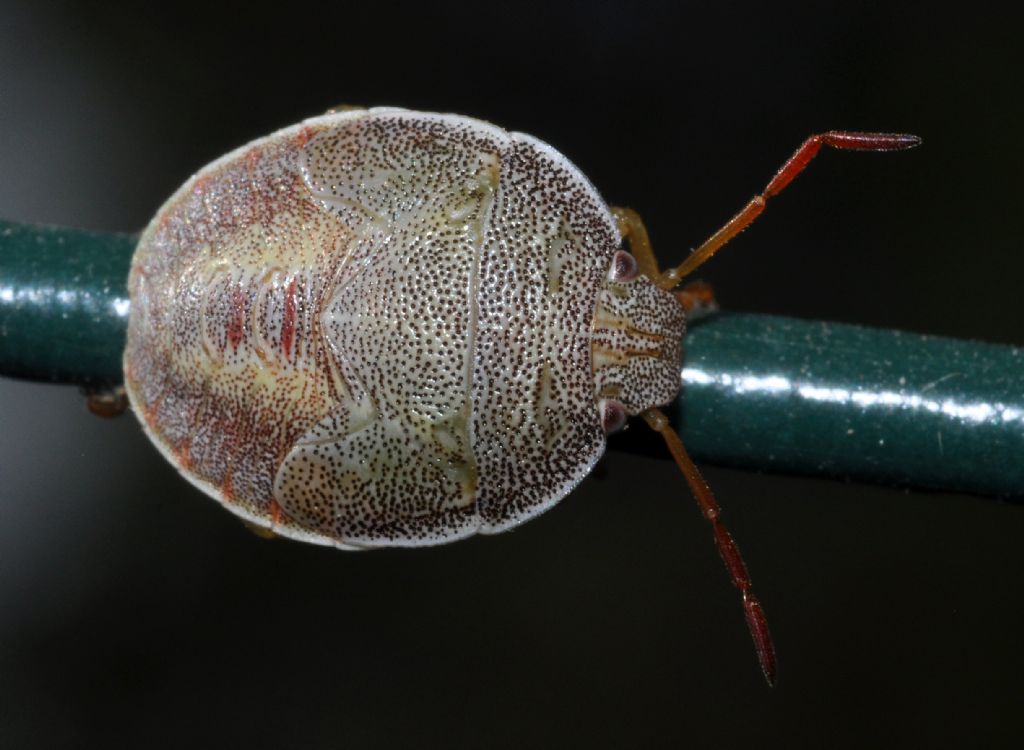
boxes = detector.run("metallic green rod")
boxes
[0,220,134,387]
[673,314,1024,499]
[3,219,1023,498]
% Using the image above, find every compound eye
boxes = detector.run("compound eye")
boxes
[599,399,628,434]
[609,250,640,283]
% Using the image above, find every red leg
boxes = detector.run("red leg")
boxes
[656,131,921,289]
[85,386,128,418]
[675,280,717,315]
[642,407,778,687]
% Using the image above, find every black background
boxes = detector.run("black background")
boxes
[2,1,1022,748]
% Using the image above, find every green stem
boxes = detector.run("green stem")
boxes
[0,220,134,387]
[3,219,1023,498]
[663,314,1024,499]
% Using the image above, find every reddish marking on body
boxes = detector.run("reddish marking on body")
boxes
[178,436,194,470]
[227,284,247,350]
[144,392,166,427]
[222,471,235,502]
[281,278,298,360]
[294,126,314,148]
[245,146,271,226]
[269,498,283,526]
[192,173,212,198]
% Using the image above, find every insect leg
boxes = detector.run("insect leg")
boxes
[642,407,778,687]
[610,206,661,280]
[240,519,278,540]
[674,280,717,317]
[655,131,921,290]
[84,385,128,418]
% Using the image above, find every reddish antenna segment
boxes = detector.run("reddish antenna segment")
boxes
[656,131,921,289]
[642,408,778,686]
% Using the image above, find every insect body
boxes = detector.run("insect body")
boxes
[124,107,918,684]
[126,108,683,546]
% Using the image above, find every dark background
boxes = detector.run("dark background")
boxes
[2,1,1022,748]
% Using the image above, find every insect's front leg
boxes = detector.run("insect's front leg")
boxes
[610,206,661,281]
[675,280,717,317]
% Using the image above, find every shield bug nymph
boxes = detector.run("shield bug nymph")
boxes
[123,107,919,685]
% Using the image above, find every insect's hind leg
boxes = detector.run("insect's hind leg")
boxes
[84,385,128,418]
[611,206,661,280]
